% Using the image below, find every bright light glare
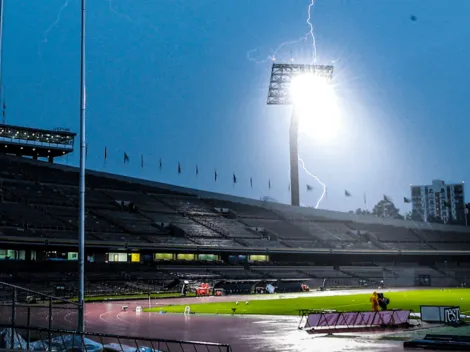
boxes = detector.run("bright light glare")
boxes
[290,73,341,141]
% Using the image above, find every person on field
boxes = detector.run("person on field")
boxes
[377,293,390,311]
[370,292,379,312]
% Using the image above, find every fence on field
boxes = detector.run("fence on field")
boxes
[0,281,231,352]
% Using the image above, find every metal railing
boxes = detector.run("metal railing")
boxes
[0,281,231,352]
[0,325,231,352]
[0,280,80,349]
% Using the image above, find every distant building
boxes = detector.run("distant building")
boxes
[411,180,465,224]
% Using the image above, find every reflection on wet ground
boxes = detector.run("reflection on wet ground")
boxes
[1,289,452,352]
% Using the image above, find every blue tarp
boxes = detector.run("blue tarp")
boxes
[0,329,161,352]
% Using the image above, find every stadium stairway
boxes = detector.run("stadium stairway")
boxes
[166,223,196,243]
[336,267,359,280]
[280,240,293,248]
[428,264,449,278]
[30,203,75,231]
[409,229,437,250]
[92,209,134,234]
[264,208,323,241]
[345,224,385,249]
[191,215,247,247]
[155,196,248,247]
[376,265,399,279]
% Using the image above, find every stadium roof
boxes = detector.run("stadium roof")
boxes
[0,124,75,159]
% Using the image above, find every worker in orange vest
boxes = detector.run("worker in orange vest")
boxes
[370,292,379,312]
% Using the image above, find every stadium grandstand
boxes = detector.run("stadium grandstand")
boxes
[0,151,469,297]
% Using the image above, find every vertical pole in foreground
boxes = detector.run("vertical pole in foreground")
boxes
[48,298,52,347]
[0,0,4,124]
[289,108,300,206]
[11,288,16,349]
[78,0,87,333]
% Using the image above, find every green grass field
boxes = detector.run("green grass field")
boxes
[144,289,470,316]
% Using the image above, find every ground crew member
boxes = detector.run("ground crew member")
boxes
[370,291,379,312]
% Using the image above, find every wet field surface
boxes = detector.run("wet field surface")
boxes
[0,289,448,351]
[55,301,407,351]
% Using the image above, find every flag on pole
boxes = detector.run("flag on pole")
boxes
[250,177,253,188]
[178,162,181,175]
[124,152,130,163]
[159,158,162,170]
[214,170,218,182]
[2,101,5,123]
[104,147,107,160]
[141,154,144,168]
[268,179,271,190]
[306,184,313,191]
[233,173,237,185]
[196,165,199,176]
[345,190,351,197]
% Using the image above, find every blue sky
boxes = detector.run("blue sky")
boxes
[3,0,470,213]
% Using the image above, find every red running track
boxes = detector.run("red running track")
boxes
[0,294,408,352]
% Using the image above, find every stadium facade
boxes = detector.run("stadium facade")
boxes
[0,140,469,296]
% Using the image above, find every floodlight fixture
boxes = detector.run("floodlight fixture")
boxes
[267,63,334,207]
[267,64,334,105]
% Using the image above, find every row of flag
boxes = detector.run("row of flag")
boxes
[84,147,416,204]
[343,191,412,205]
[85,147,275,188]
[2,100,6,124]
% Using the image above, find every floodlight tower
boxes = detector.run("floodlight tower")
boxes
[267,63,334,206]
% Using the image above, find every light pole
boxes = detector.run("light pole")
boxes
[267,63,334,206]
[78,0,87,333]
[289,108,300,206]
[0,0,4,124]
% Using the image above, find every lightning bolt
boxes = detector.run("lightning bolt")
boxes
[106,0,159,33]
[306,0,317,63]
[33,0,72,123]
[42,0,70,44]
[247,34,309,64]
[298,0,329,209]
[299,157,326,209]
[37,0,71,86]
[247,0,318,64]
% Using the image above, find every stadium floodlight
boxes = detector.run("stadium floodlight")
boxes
[267,63,334,207]
[267,64,334,105]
